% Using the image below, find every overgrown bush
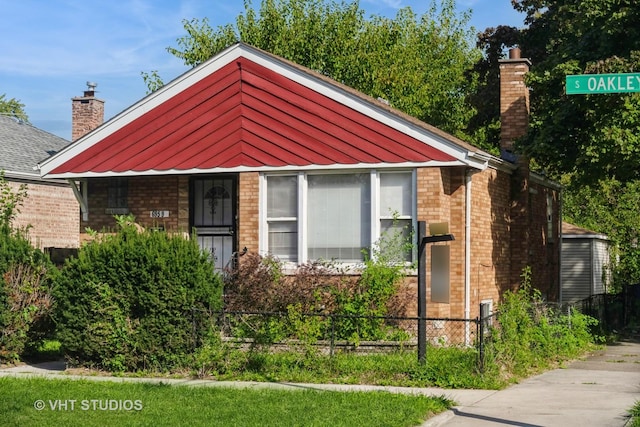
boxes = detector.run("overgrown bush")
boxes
[223,222,412,345]
[53,215,223,371]
[0,172,55,362]
[487,267,599,378]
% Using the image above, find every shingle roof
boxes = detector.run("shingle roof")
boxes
[562,222,609,240]
[0,115,69,178]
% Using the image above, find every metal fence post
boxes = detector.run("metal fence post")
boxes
[417,221,427,364]
[330,314,335,358]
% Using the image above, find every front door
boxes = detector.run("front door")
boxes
[191,175,237,271]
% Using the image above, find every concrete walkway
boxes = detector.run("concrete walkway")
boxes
[425,338,640,427]
[1,339,639,426]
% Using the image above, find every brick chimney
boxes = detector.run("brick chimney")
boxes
[499,47,531,158]
[71,82,104,141]
[499,47,533,290]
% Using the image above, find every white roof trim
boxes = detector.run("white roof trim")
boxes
[41,160,467,179]
[39,43,483,177]
[562,233,610,241]
[2,169,70,185]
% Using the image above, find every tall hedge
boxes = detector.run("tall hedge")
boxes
[53,218,223,371]
[0,173,55,362]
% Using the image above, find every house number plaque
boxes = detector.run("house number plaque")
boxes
[150,210,170,218]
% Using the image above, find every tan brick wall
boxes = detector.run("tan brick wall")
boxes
[416,167,467,319]
[238,172,259,253]
[82,176,183,234]
[78,169,560,313]
[468,168,511,318]
[414,165,559,320]
[9,180,79,249]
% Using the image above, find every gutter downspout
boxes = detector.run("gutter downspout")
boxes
[558,193,563,304]
[464,168,476,346]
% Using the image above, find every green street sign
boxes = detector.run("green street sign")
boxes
[566,73,640,95]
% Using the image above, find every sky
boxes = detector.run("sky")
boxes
[0,0,526,140]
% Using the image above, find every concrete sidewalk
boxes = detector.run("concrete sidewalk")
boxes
[1,339,639,426]
[424,338,640,427]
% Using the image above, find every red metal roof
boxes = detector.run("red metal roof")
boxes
[47,48,460,176]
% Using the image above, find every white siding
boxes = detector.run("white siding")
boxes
[561,237,611,303]
[562,239,592,303]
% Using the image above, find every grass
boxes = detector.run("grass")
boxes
[629,401,640,427]
[0,376,452,427]
[211,347,506,389]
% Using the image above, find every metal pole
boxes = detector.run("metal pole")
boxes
[418,221,427,364]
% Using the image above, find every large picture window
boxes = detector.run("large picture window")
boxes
[262,170,414,264]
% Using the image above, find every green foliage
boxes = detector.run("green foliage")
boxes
[488,267,598,378]
[629,401,640,427]
[563,177,640,287]
[140,70,164,94]
[224,220,412,345]
[0,264,54,362]
[0,94,28,122]
[0,172,55,362]
[512,0,640,185]
[465,25,521,153]
[332,221,412,342]
[188,345,504,389]
[163,0,480,138]
[0,170,28,235]
[408,346,500,389]
[53,215,223,371]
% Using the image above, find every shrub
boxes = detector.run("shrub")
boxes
[0,264,54,362]
[223,218,412,345]
[53,216,223,371]
[0,172,55,362]
[488,267,598,378]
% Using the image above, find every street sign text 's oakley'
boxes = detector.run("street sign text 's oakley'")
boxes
[566,73,640,95]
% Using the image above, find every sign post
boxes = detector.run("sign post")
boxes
[417,221,454,365]
[566,73,640,95]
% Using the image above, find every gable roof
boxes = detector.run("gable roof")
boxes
[39,43,490,179]
[0,114,69,180]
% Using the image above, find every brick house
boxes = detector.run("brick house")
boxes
[37,43,560,325]
[0,114,79,249]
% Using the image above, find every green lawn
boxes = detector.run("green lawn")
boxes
[0,377,452,427]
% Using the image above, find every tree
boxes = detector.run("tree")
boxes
[514,0,640,186]
[159,0,481,138]
[465,25,521,154]
[0,94,28,122]
[499,0,640,287]
[562,177,640,287]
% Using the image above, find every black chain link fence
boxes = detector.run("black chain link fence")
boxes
[188,306,490,368]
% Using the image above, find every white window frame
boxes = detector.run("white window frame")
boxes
[259,169,416,268]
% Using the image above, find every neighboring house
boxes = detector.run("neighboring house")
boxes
[37,43,561,328]
[0,114,79,249]
[561,222,611,303]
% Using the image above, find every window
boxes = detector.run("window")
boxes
[106,177,128,214]
[262,170,414,264]
[308,173,371,262]
[380,172,413,262]
[546,193,554,243]
[266,175,298,261]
